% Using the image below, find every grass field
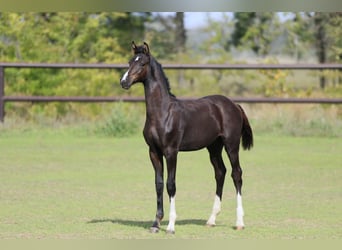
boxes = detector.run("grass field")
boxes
[0,129,341,239]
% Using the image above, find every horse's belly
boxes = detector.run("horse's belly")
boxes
[179,126,220,151]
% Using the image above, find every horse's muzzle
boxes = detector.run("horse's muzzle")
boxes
[120,79,130,90]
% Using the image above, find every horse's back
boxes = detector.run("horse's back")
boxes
[199,95,242,123]
[201,95,238,109]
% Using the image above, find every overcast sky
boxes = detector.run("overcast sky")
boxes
[158,12,292,29]
[156,12,228,29]
[184,12,228,29]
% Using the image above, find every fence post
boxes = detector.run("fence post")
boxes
[0,66,4,122]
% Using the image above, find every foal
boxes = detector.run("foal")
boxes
[120,41,253,234]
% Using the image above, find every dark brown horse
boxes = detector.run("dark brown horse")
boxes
[120,41,253,234]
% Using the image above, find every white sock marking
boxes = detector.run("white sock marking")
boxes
[166,196,177,233]
[236,192,245,228]
[207,195,221,226]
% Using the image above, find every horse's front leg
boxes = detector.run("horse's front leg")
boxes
[165,149,178,234]
[149,147,164,233]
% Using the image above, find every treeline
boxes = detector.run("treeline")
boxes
[0,13,186,103]
[0,12,341,119]
[0,13,150,118]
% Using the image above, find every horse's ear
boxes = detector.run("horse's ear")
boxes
[143,42,150,55]
[131,41,137,53]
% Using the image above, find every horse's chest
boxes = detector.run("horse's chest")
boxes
[143,118,181,148]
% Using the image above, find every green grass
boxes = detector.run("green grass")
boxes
[0,130,341,239]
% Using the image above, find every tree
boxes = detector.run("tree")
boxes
[0,12,149,118]
[144,12,187,59]
[228,12,279,57]
[229,13,256,49]
[144,13,176,59]
[312,12,329,89]
[327,13,342,63]
[285,12,342,88]
[174,12,186,53]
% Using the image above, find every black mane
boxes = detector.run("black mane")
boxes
[149,56,176,98]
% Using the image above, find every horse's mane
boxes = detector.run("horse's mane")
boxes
[149,56,175,98]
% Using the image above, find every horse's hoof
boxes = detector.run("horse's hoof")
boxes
[206,223,216,227]
[235,226,245,230]
[149,227,160,233]
[166,230,175,234]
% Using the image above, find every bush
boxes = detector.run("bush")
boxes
[95,103,141,137]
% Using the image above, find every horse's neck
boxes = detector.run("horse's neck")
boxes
[144,78,172,119]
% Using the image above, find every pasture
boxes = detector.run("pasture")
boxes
[0,129,341,239]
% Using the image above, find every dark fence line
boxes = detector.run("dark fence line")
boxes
[1,62,342,122]
[3,96,342,104]
[1,62,342,69]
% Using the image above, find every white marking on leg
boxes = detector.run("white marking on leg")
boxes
[207,195,221,226]
[121,70,129,81]
[166,196,177,233]
[236,192,245,228]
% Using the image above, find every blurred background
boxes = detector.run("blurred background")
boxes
[0,12,341,137]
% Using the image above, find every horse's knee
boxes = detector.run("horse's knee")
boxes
[155,180,163,194]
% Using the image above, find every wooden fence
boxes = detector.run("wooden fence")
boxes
[1,62,342,122]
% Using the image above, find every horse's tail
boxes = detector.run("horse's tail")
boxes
[237,104,253,150]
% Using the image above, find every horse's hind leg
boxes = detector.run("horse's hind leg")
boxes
[206,140,226,226]
[224,141,245,230]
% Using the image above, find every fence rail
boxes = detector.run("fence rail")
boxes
[3,96,342,104]
[1,62,342,69]
[1,62,342,122]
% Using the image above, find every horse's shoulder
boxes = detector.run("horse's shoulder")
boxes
[143,122,159,145]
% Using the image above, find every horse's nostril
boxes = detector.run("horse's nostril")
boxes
[121,81,130,89]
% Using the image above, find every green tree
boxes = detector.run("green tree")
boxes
[282,13,312,61]
[0,12,149,119]
[327,13,342,63]
[144,12,187,60]
[174,12,186,53]
[285,12,342,88]
[199,13,232,60]
[228,12,279,57]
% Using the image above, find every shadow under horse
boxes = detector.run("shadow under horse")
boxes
[120,41,253,234]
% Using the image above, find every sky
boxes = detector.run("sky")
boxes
[157,12,228,29]
[160,12,292,29]
[184,12,229,29]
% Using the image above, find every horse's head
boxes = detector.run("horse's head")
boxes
[120,41,151,89]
